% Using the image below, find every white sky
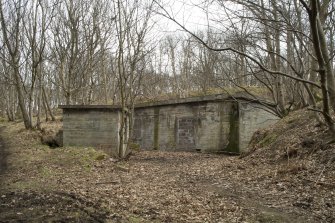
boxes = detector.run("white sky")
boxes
[151,0,242,39]
[146,0,220,74]
[152,0,210,35]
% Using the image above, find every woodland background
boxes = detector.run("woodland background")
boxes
[0,0,334,134]
[0,1,334,221]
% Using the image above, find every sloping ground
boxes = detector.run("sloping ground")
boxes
[0,110,334,222]
[242,109,335,222]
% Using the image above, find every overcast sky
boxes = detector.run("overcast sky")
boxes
[151,0,241,39]
[153,0,210,35]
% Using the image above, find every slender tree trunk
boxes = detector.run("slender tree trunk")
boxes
[42,95,49,122]
[309,46,319,102]
[117,0,126,158]
[307,0,335,132]
[272,1,285,115]
[36,84,42,130]
[13,66,32,129]
[42,87,55,121]
[316,17,335,111]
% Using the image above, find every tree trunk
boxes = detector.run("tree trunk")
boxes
[13,66,32,129]
[42,86,55,121]
[316,16,335,112]
[308,0,335,132]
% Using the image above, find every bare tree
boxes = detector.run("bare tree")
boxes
[114,0,154,158]
[300,0,335,132]
[0,0,33,129]
[154,0,335,134]
[0,60,18,121]
[23,0,55,128]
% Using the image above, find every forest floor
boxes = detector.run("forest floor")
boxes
[0,109,334,223]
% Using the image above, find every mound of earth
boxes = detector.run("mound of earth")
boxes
[245,108,335,177]
[241,109,335,222]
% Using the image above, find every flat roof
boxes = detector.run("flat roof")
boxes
[134,93,237,108]
[58,105,121,110]
[59,92,262,110]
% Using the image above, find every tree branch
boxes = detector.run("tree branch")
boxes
[154,0,321,89]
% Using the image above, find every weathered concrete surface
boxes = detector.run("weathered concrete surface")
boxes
[132,100,279,153]
[62,108,120,155]
[132,101,234,153]
[60,94,280,154]
[239,103,279,152]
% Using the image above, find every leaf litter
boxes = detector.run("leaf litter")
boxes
[0,110,334,222]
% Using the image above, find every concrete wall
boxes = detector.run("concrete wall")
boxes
[63,108,120,155]
[61,97,280,154]
[238,102,280,152]
[132,100,279,153]
[132,101,236,153]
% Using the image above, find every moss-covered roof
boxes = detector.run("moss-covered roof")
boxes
[59,92,269,110]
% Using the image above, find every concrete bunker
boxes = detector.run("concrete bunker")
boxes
[60,94,279,154]
[60,105,121,155]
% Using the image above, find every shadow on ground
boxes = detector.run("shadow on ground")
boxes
[0,191,112,222]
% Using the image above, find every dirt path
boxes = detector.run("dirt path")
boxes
[0,126,7,175]
[0,148,332,222]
